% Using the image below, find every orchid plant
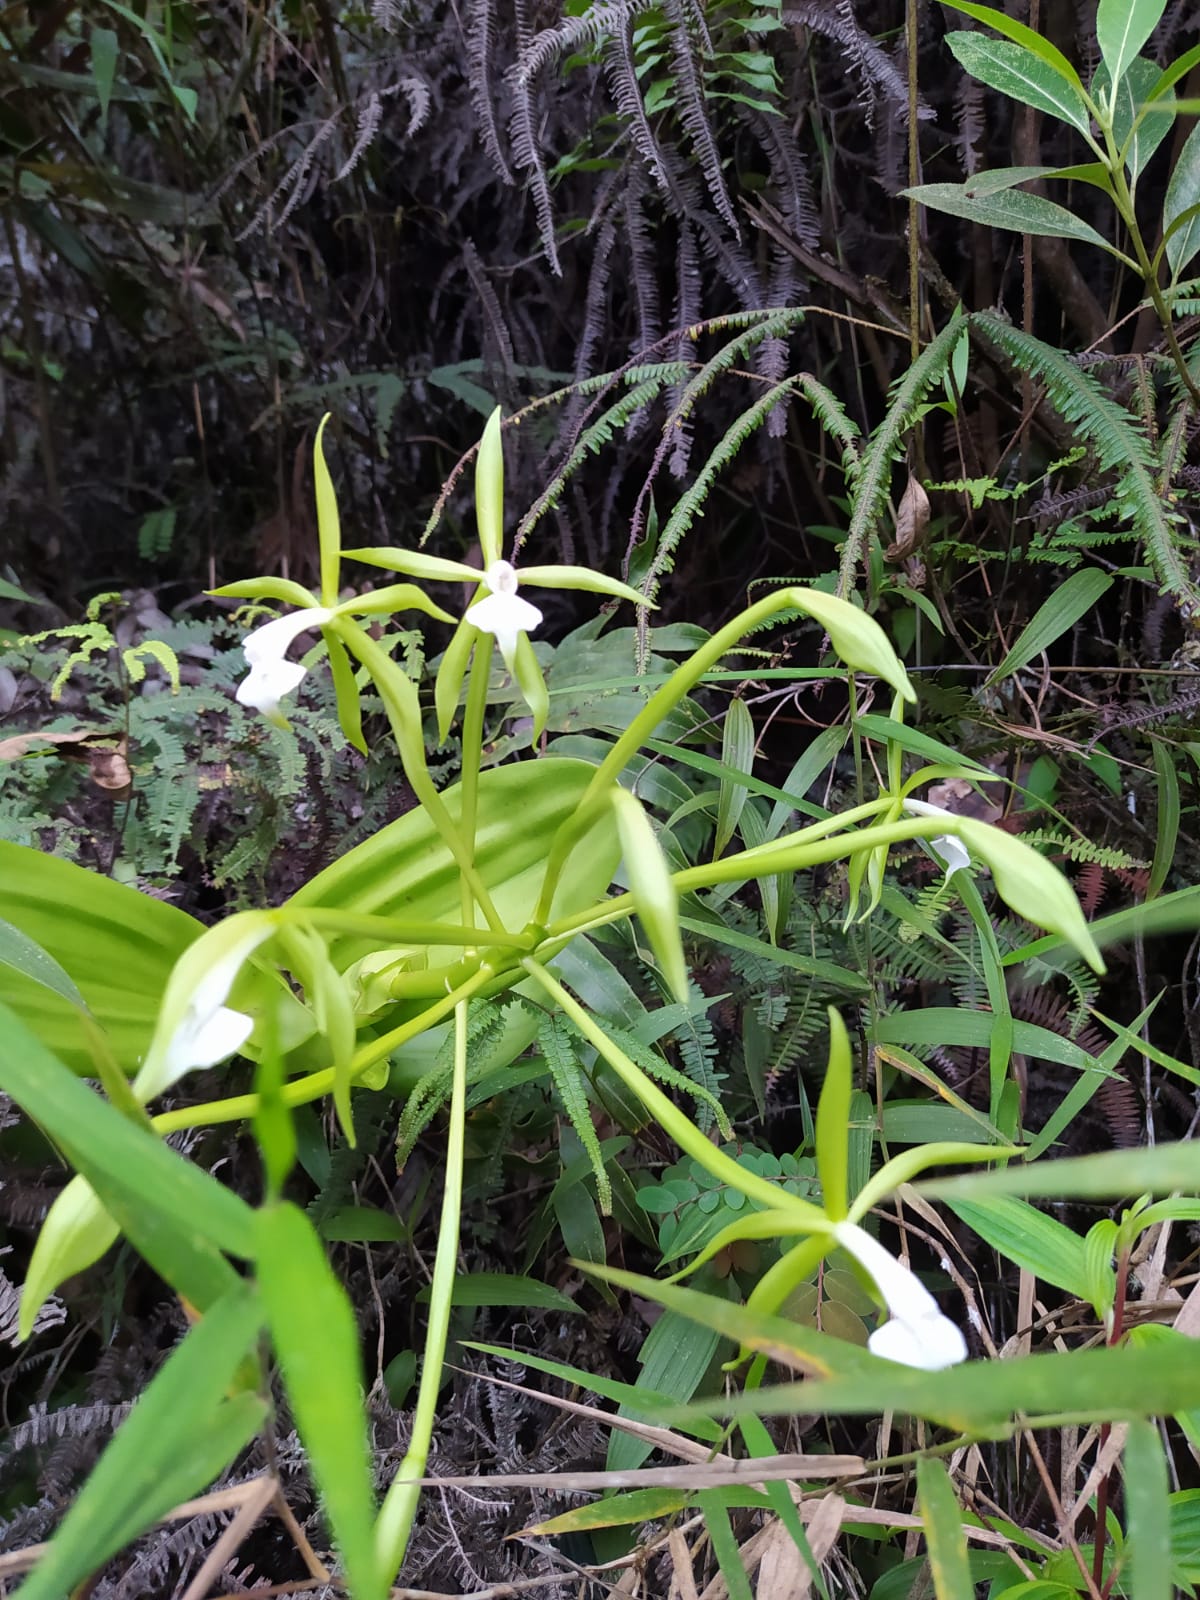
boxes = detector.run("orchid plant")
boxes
[0,408,1110,1599]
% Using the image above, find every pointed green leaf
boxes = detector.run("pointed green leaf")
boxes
[208,576,321,608]
[936,2,1083,87]
[1125,1417,1172,1600]
[904,183,1115,251]
[714,698,754,858]
[1166,123,1200,277]
[344,546,480,584]
[517,564,655,608]
[788,586,916,703]
[816,1009,852,1221]
[15,1287,264,1600]
[434,618,477,743]
[954,818,1105,971]
[258,1203,383,1600]
[513,629,549,741]
[1095,57,1173,178]
[985,568,1113,686]
[0,1003,257,1263]
[1096,0,1168,93]
[947,33,1091,132]
[916,1457,973,1600]
[946,1196,1091,1299]
[90,27,119,123]
[325,630,367,754]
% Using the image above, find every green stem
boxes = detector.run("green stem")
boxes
[375,998,470,1582]
[1104,138,1200,411]
[151,965,496,1136]
[533,588,855,925]
[522,957,830,1226]
[335,619,505,933]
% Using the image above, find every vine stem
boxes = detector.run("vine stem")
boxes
[374,998,470,1583]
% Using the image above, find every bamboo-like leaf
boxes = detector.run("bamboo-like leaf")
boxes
[1124,1417,1172,1600]
[714,697,754,858]
[919,1141,1200,1200]
[946,1196,1093,1300]
[985,569,1114,686]
[16,1287,265,1600]
[947,32,1091,132]
[0,1003,257,1261]
[916,1458,973,1599]
[258,1203,383,1600]
[903,183,1116,253]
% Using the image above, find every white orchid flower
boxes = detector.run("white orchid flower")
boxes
[833,1219,967,1370]
[465,560,543,668]
[903,798,970,884]
[134,918,277,1101]
[235,606,334,719]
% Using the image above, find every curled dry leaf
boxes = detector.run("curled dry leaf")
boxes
[0,729,132,797]
[885,473,931,563]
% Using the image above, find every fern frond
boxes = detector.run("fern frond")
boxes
[1016,829,1148,869]
[974,312,1200,612]
[538,1013,612,1213]
[467,0,512,182]
[839,317,965,594]
[642,376,799,602]
[597,1021,731,1136]
[663,0,737,231]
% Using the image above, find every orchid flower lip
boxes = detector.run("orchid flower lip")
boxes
[832,1220,968,1371]
[467,560,543,664]
[236,606,334,717]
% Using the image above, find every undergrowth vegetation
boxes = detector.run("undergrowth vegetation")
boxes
[2,2,1200,1599]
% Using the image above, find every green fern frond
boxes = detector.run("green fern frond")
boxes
[642,375,800,604]
[538,1012,611,1213]
[973,312,1200,611]
[1015,829,1148,869]
[839,318,966,594]
[596,1020,731,1137]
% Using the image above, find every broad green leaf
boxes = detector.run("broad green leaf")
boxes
[946,1196,1093,1300]
[903,184,1114,252]
[0,1003,257,1262]
[714,697,754,857]
[875,1008,1097,1070]
[937,2,1084,87]
[613,788,688,1004]
[816,1009,852,1221]
[920,1141,1200,1201]
[292,758,621,972]
[854,713,992,771]
[1145,42,1200,111]
[0,841,201,1073]
[16,1287,264,1600]
[985,569,1114,687]
[1096,0,1167,93]
[20,1175,118,1340]
[946,33,1091,133]
[1095,57,1173,179]
[1165,123,1200,277]
[608,1302,724,1473]
[1125,1417,1171,1600]
[320,1205,408,1242]
[916,1457,973,1599]
[258,1203,383,1600]
[0,915,86,1010]
[699,1487,756,1600]
[521,1486,770,1537]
